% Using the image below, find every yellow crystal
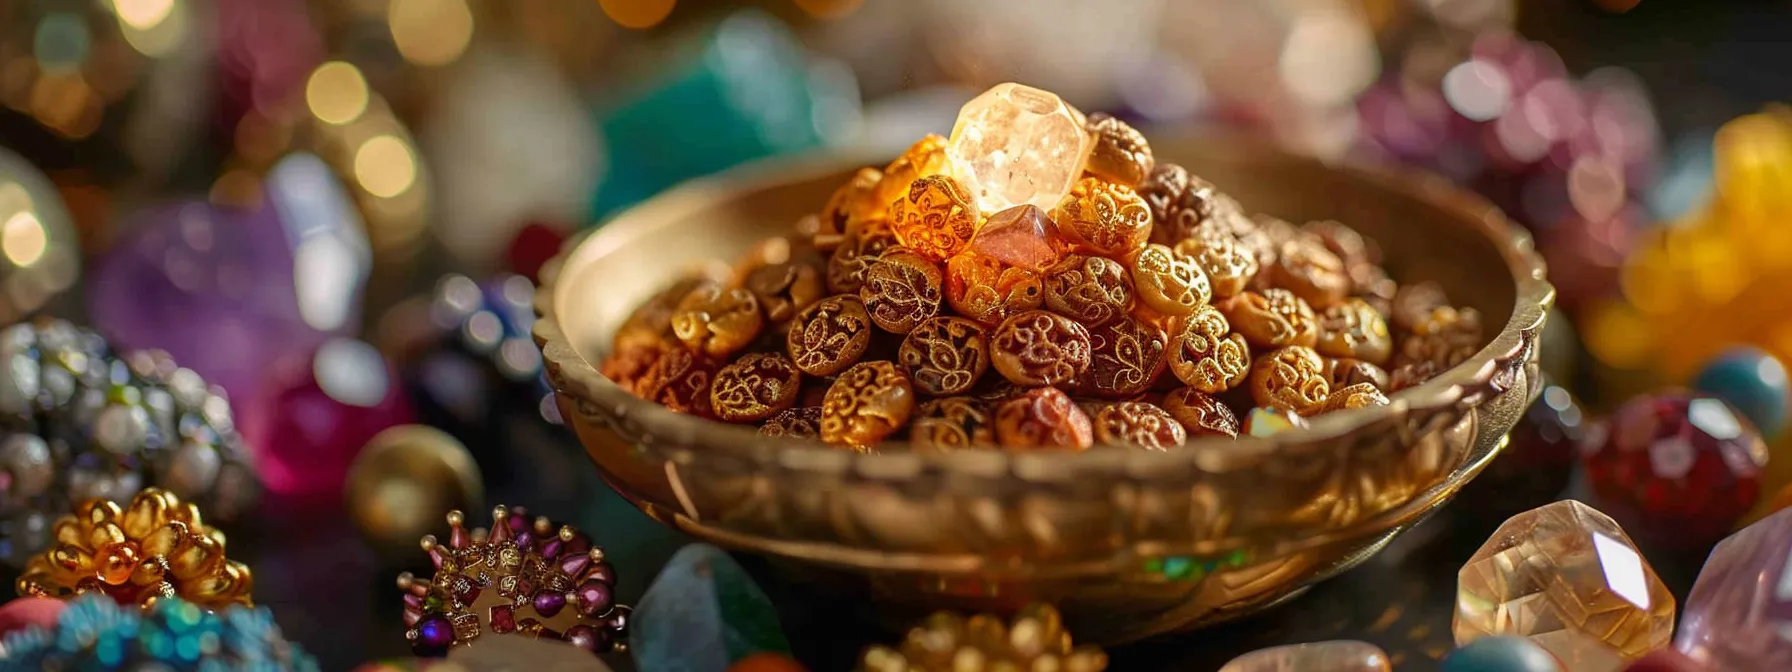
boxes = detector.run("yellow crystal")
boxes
[946,83,1093,214]
[1454,500,1676,672]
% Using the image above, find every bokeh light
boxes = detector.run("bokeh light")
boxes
[111,0,175,30]
[306,62,371,126]
[599,0,675,29]
[353,135,419,199]
[1,212,47,268]
[389,0,474,67]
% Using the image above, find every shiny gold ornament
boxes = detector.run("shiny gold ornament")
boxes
[861,248,945,333]
[17,489,252,610]
[827,219,900,294]
[1317,298,1393,365]
[346,425,486,559]
[877,134,952,210]
[1084,113,1155,187]
[858,603,1107,672]
[1054,177,1155,258]
[1220,289,1319,349]
[1319,383,1390,413]
[821,361,915,448]
[1093,402,1186,451]
[890,175,983,262]
[947,252,1046,326]
[1168,305,1251,393]
[1249,346,1331,415]
[822,167,887,242]
[671,285,764,358]
[911,396,998,450]
[1129,243,1212,318]
[1175,227,1259,299]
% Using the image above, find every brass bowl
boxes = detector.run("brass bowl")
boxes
[534,135,1553,644]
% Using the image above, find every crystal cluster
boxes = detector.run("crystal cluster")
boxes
[0,594,317,671]
[1455,500,1675,672]
[600,83,1481,451]
[15,488,254,610]
[399,506,628,657]
[0,321,258,568]
[858,604,1106,672]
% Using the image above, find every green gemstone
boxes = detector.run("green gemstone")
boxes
[1163,556,1194,580]
[1142,558,1165,575]
[631,544,791,672]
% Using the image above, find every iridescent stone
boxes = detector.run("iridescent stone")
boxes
[631,544,791,672]
[971,205,1069,271]
[1442,636,1564,672]
[945,83,1094,213]
[1582,393,1768,549]
[1219,640,1392,672]
[1675,508,1792,670]
[1243,407,1306,437]
[1693,346,1788,438]
[1455,500,1676,672]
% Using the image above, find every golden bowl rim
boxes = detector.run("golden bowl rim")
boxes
[534,135,1554,474]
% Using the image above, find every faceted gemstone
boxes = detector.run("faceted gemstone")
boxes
[631,544,791,672]
[1692,346,1788,438]
[1675,508,1792,669]
[1582,393,1768,549]
[490,604,518,634]
[1218,640,1391,672]
[1441,636,1564,672]
[946,83,1094,213]
[1455,500,1676,672]
[240,338,415,506]
[972,205,1069,271]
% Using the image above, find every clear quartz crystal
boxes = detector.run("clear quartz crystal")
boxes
[1454,500,1676,672]
[946,83,1093,213]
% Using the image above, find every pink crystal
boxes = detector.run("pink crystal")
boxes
[971,205,1067,271]
[1676,507,1792,670]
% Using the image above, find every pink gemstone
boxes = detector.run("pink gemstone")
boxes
[1677,508,1792,669]
[970,205,1067,271]
[240,338,414,506]
[1626,649,1706,672]
[559,553,591,578]
[1582,392,1767,549]
[489,604,517,634]
[577,580,613,617]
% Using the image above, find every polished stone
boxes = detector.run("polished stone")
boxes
[972,204,1069,271]
[1582,392,1768,549]
[946,83,1093,213]
[1693,346,1788,438]
[1675,507,1792,670]
[1455,500,1675,672]
[1218,640,1391,671]
[1442,636,1563,672]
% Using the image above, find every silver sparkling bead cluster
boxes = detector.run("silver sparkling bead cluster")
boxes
[0,319,258,566]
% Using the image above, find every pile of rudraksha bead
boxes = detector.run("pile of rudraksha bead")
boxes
[601,83,1483,451]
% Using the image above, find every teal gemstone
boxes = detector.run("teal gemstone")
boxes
[630,544,791,672]
[1694,346,1788,437]
[1162,556,1194,580]
[1442,637,1562,672]
[587,9,861,221]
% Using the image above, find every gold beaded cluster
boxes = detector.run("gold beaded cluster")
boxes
[602,92,1480,451]
[16,489,253,610]
[858,604,1106,672]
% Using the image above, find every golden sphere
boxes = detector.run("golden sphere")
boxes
[345,425,484,558]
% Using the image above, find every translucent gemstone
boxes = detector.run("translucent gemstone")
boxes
[1219,640,1391,672]
[972,205,1069,271]
[1243,407,1306,437]
[1582,392,1768,549]
[1675,508,1792,670]
[946,83,1093,213]
[1455,500,1676,672]
[1624,649,1705,672]
[631,544,791,672]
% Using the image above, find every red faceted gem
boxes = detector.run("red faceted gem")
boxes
[1581,391,1768,550]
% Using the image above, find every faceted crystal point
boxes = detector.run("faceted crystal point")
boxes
[1455,500,1676,672]
[1219,640,1392,672]
[946,83,1093,213]
[972,205,1069,271]
[1676,507,1792,670]
[631,544,791,672]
